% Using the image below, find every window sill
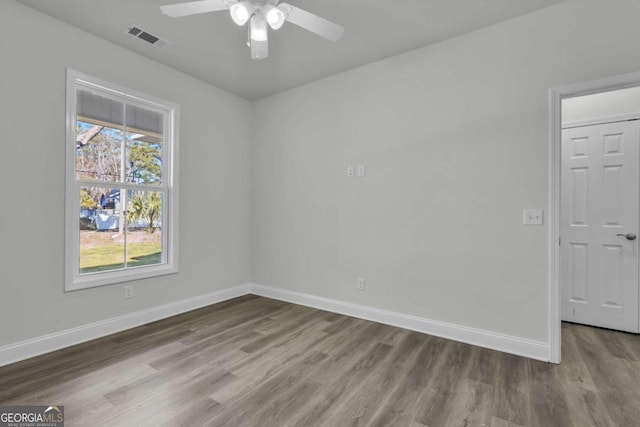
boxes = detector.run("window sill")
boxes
[65,264,178,292]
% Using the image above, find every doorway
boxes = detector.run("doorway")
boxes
[550,73,640,364]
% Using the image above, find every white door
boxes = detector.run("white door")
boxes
[561,120,640,333]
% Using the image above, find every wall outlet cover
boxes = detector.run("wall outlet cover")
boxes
[124,285,134,299]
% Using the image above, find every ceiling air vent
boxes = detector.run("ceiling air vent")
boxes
[125,25,169,49]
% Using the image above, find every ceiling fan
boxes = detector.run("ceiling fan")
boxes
[160,0,344,60]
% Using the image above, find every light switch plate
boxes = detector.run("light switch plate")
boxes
[523,209,544,225]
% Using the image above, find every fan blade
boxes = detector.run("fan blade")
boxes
[251,39,269,60]
[160,0,234,18]
[279,3,344,42]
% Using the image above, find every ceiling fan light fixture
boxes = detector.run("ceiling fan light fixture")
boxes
[264,5,285,30]
[250,14,268,41]
[161,0,345,60]
[230,2,251,26]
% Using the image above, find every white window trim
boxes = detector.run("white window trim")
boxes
[65,69,180,291]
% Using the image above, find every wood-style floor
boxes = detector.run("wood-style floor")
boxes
[1,295,639,427]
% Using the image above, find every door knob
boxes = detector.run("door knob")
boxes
[617,233,637,241]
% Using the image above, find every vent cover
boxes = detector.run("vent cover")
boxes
[125,25,169,49]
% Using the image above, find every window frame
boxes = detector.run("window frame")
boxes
[65,69,180,291]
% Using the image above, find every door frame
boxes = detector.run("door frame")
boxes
[549,71,640,364]
[563,113,640,130]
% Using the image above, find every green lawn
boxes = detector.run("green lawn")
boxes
[80,241,161,273]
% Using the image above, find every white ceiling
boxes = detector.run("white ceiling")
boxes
[18,0,564,100]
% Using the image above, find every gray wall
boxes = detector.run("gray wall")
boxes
[5,0,640,350]
[251,0,640,342]
[0,1,252,346]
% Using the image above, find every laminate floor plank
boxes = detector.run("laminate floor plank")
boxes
[64,396,117,427]
[572,326,640,426]
[1,296,639,427]
[149,328,264,372]
[319,342,412,427]
[445,346,500,426]
[558,325,616,427]
[159,397,221,427]
[466,345,502,385]
[211,351,330,427]
[528,360,572,427]
[491,352,531,426]
[413,341,475,426]
[0,327,193,402]
[284,342,395,427]
[491,416,525,427]
[366,336,453,427]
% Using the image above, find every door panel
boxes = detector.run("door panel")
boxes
[570,168,588,225]
[602,165,622,225]
[561,120,640,333]
[601,244,623,307]
[569,243,588,303]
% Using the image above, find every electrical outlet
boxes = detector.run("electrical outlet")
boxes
[347,166,355,177]
[124,285,134,299]
[357,278,366,291]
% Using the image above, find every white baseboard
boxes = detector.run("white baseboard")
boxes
[0,282,550,367]
[0,284,251,367]
[249,283,550,362]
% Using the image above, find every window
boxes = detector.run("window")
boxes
[65,70,179,291]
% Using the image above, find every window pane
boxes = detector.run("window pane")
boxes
[125,189,163,269]
[126,104,164,186]
[125,103,164,136]
[75,89,125,182]
[79,186,125,274]
[77,89,124,128]
[126,135,163,185]
[75,122,125,182]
